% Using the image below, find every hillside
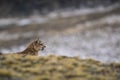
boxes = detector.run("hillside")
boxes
[0,54,120,80]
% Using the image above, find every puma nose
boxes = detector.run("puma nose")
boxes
[44,45,46,48]
[41,45,46,50]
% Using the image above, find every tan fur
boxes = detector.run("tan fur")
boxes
[0,39,46,56]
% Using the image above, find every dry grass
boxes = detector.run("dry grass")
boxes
[0,54,120,80]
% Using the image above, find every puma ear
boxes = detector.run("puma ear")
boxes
[35,38,41,44]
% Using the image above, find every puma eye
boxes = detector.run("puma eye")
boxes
[40,43,43,45]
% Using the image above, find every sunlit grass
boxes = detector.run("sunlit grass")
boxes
[0,54,120,80]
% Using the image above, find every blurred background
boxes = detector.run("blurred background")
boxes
[0,0,120,63]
